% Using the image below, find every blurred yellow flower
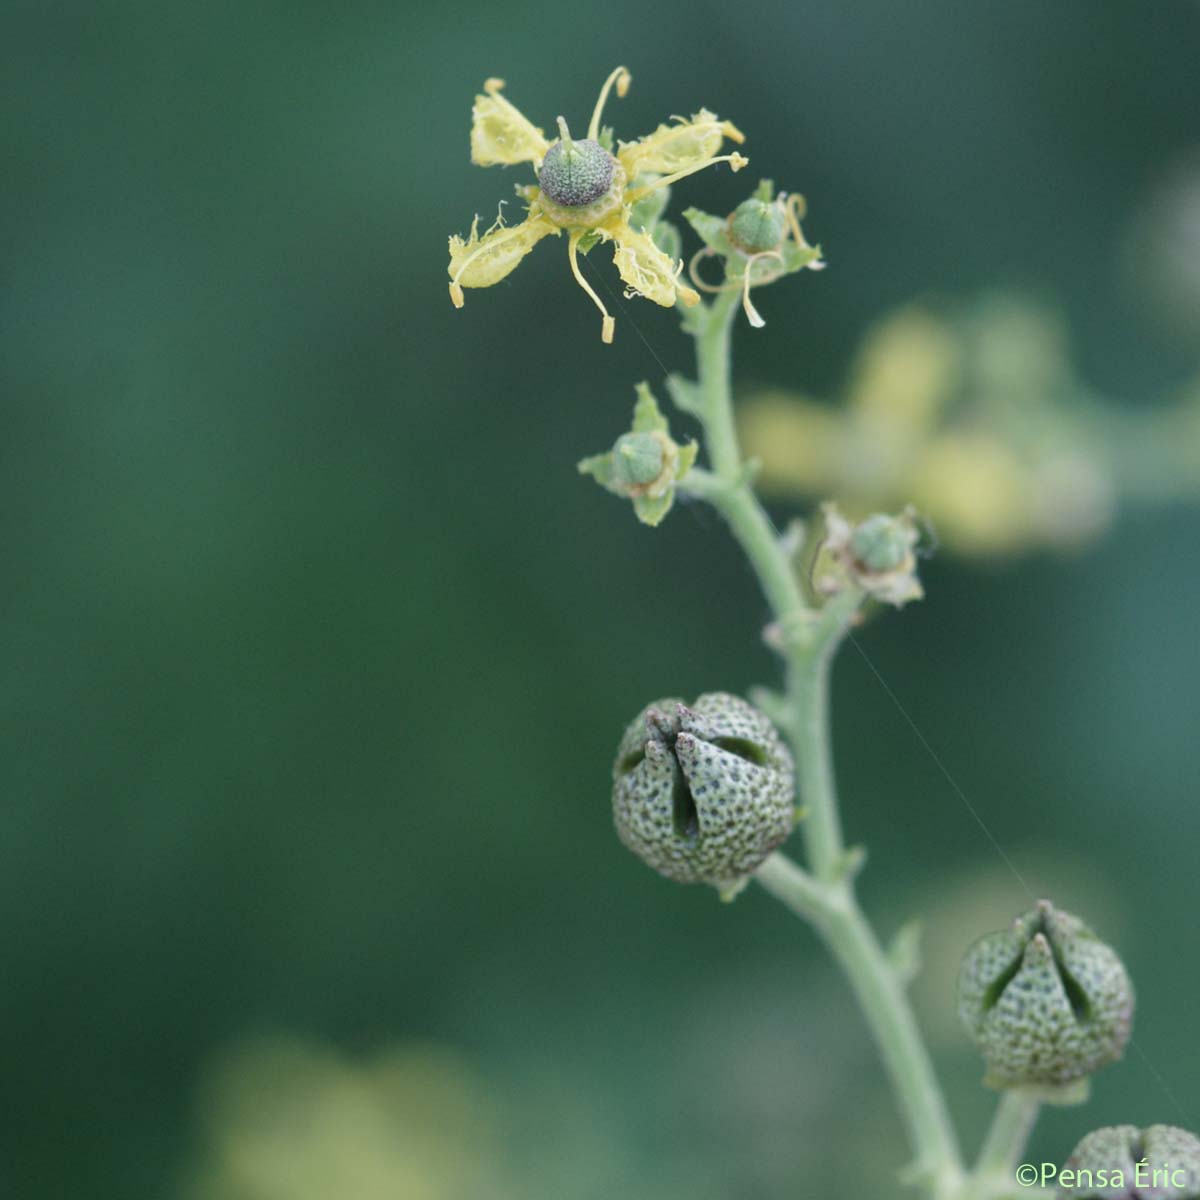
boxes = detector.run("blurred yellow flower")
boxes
[740,297,1132,558]
[447,69,747,342]
[847,307,959,433]
[910,434,1031,555]
[184,1038,514,1200]
[738,393,843,492]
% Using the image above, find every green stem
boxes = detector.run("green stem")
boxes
[787,642,844,880]
[695,284,745,480]
[689,288,807,624]
[682,288,965,1198]
[685,467,807,624]
[967,1090,1041,1199]
[756,854,965,1198]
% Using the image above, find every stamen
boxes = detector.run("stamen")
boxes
[449,235,498,292]
[567,230,615,343]
[587,67,632,140]
[783,194,808,249]
[625,152,749,203]
[687,248,729,294]
[782,194,826,270]
[740,251,783,329]
[741,271,764,328]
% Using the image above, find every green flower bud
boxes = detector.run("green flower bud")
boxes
[728,197,787,254]
[850,512,913,573]
[538,123,615,208]
[578,383,698,527]
[1059,1125,1200,1199]
[612,692,795,889]
[957,900,1134,1096]
[822,503,924,606]
[612,432,665,488]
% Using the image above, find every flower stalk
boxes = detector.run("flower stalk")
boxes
[680,281,968,1199]
[967,1090,1042,1199]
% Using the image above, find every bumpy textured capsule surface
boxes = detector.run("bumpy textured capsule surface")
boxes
[538,138,615,207]
[1059,1125,1200,1198]
[612,693,795,887]
[728,197,786,253]
[958,900,1134,1091]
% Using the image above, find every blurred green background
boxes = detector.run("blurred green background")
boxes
[4,1,1199,1196]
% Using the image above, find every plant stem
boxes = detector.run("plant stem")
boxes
[694,284,746,482]
[786,644,844,880]
[689,288,808,624]
[683,288,965,1198]
[967,1090,1041,1199]
[757,853,965,1197]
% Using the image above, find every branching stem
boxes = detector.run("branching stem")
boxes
[678,285,984,1199]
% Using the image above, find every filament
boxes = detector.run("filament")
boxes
[687,248,729,294]
[783,195,808,250]
[740,251,783,328]
[625,152,749,203]
[588,67,631,140]
[567,230,615,343]
[447,214,523,306]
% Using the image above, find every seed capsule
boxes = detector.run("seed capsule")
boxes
[538,131,616,208]
[957,900,1134,1092]
[612,692,795,889]
[1059,1125,1200,1199]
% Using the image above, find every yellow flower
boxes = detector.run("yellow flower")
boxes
[447,68,748,343]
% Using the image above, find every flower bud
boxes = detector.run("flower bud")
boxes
[578,383,698,527]
[849,513,912,573]
[612,692,795,889]
[611,432,666,489]
[821,504,925,607]
[1059,1125,1200,1199]
[957,900,1134,1095]
[728,197,787,254]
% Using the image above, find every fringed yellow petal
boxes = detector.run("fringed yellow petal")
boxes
[617,109,745,177]
[608,221,687,308]
[470,78,550,167]
[447,210,558,302]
